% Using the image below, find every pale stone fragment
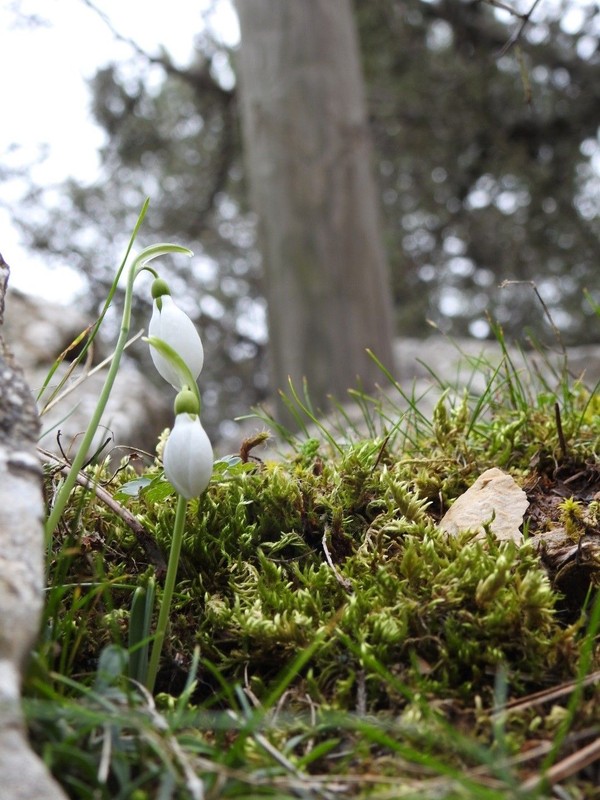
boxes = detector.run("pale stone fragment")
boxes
[440,467,528,545]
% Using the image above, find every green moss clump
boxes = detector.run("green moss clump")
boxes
[39,351,600,713]
[45,424,588,712]
[32,344,600,798]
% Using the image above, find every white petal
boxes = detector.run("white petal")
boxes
[163,414,213,498]
[149,297,204,389]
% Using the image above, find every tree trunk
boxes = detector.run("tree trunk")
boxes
[235,0,395,420]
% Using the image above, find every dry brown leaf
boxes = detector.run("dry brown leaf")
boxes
[440,467,528,545]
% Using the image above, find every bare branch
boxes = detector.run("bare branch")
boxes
[40,448,167,576]
[79,0,233,103]
[482,0,545,56]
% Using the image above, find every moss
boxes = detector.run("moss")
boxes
[45,441,586,712]
[33,348,600,797]
[41,350,600,705]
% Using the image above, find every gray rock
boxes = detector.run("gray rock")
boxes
[0,256,67,799]
[6,287,600,459]
[5,287,171,459]
[222,335,600,458]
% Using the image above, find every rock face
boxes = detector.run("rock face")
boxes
[219,334,600,458]
[4,287,171,459]
[5,287,600,460]
[393,336,600,396]
[0,256,67,798]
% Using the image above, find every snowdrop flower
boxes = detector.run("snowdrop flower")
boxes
[163,389,213,499]
[148,278,204,389]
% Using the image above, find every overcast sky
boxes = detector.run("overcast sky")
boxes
[1,1,596,303]
[0,0,239,299]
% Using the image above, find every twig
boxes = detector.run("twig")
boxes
[322,527,353,592]
[521,735,600,790]
[491,669,600,716]
[495,0,544,57]
[40,330,145,414]
[484,0,523,15]
[555,402,568,461]
[79,0,232,102]
[39,448,166,576]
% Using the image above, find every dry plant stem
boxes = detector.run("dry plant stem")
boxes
[521,736,600,791]
[492,669,600,717]
[321,528,352,591]
[40,330,144,415]
[39,331,94,414]
[146,493,188,694]
[39,449,166,574]
[555,402,568,460]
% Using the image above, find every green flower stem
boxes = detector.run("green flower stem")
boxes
[44,241,192,545]
[45,266,138,543]
[146,493,188,694]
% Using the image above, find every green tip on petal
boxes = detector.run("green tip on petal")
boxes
[174,388,200,416]
[151,278,171,300]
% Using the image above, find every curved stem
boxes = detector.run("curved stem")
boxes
[146,493,188,694]
[44,241,192,545]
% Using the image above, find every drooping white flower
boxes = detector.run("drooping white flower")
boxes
[148,282,204,389]
[163,412,213,499]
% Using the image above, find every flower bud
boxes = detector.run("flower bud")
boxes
[149,295,204,388]
[174,388,200,416]
[151,277,171,304]
[163,413,213,499]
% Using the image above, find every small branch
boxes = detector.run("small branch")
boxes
[39,448,166,575]
[490,0,544,57]
[555,402,568,461]
[521,735,600,791]
[484,0,524,17]
[78,0,237,230]
[80,0,233,102]
[322,527,352,592]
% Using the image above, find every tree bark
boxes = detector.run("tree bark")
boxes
[0,255,67,799]
[235,0,395,419]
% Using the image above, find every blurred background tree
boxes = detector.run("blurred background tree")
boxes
[6,0,600,439]
[235,0,395,420]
